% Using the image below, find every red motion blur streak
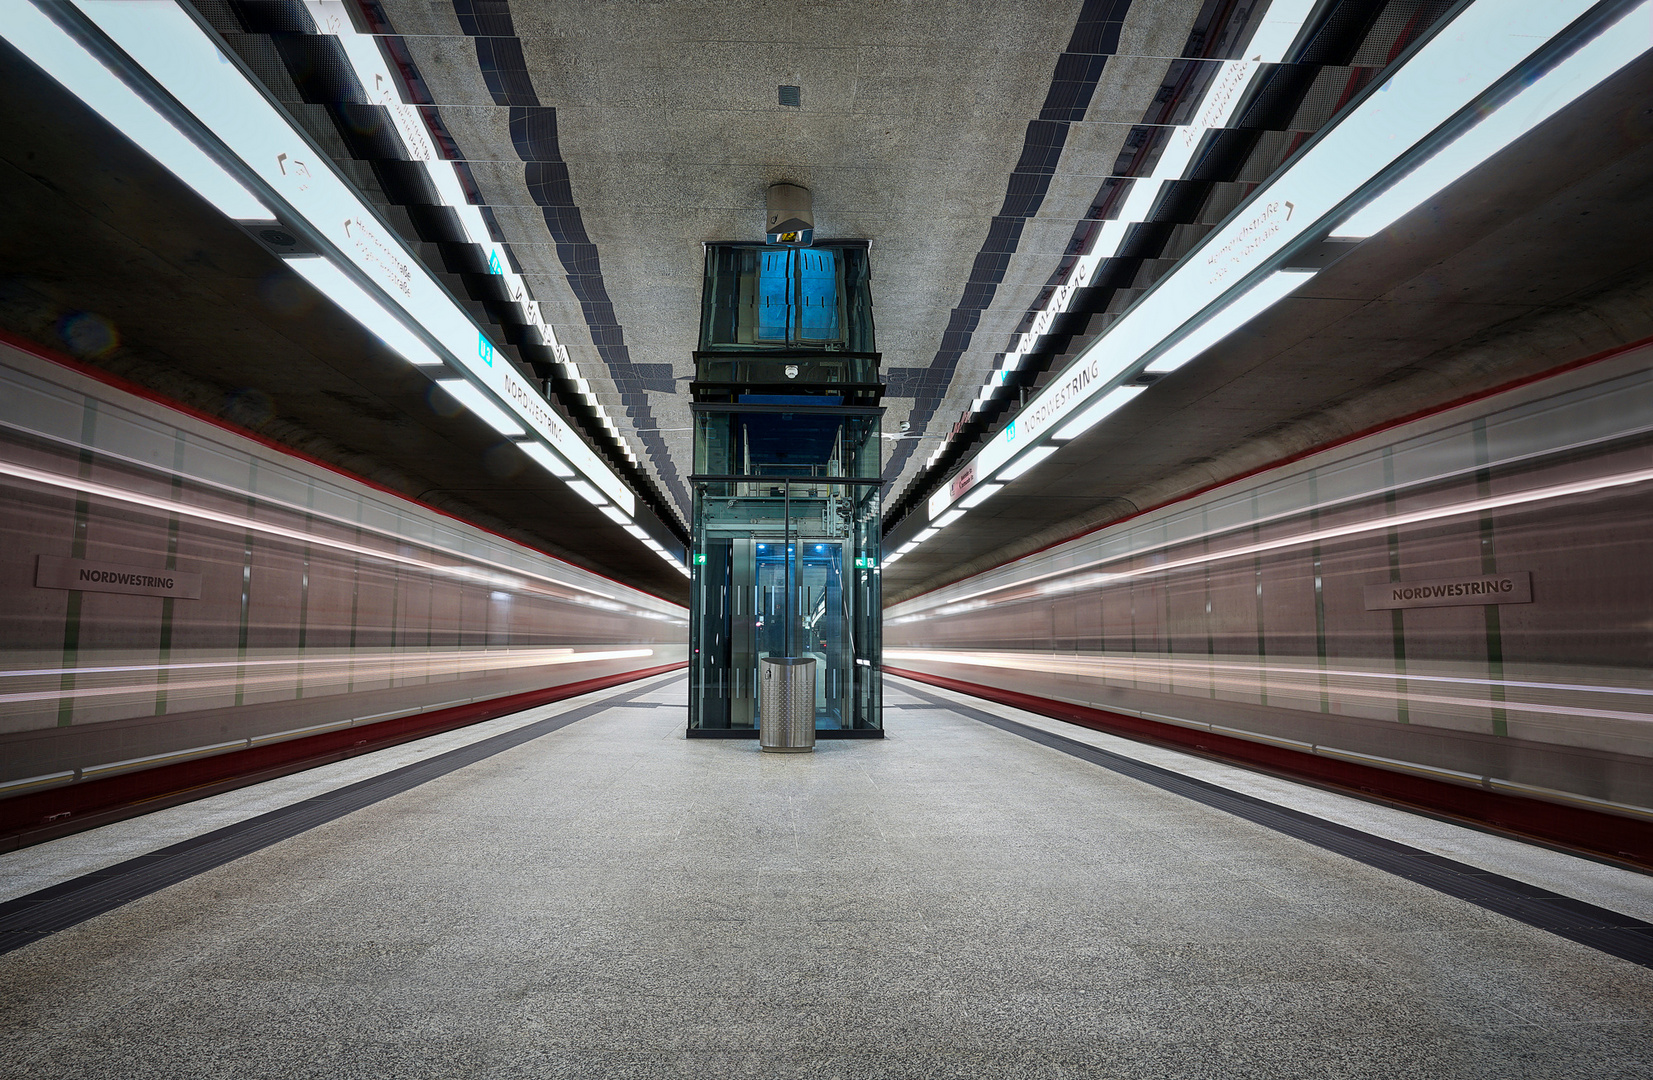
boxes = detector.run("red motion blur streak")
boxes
[886,666,1653,871]
[0,662,686,853]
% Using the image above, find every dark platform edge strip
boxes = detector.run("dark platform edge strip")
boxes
[888,670,1653,970]
[0,671,686,955]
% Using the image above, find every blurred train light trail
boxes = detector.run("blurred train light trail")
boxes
[0,647,655,707]
[886,650,1653,728]
[905,464,1653,614]
[0,459,666,613]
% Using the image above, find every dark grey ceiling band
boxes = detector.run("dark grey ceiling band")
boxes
[450,0,691,514]
[895,682,1653,970]
[882,0,1133,487]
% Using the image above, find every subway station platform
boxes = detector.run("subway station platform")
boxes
[3,672,1651,1079]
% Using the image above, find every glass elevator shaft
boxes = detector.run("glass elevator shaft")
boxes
[687,242,883,738]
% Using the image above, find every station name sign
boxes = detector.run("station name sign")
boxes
[1363,571,1531,611]
[35,555,202,599]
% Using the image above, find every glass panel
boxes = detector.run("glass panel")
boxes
[797,249,840,342]
[700,243,874,353]
[690,240,881,734]
[688,473,881,731]
[757,249,791,342]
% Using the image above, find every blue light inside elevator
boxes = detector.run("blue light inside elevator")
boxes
[757,248,841,344]
[797,249,840,341]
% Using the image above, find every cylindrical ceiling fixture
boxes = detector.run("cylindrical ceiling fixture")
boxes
[765,182,813,247]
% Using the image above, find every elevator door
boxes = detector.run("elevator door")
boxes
[751,539,848,729]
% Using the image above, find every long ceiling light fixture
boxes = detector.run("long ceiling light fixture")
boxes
[293,1,637,470]
[931,0,1327,466]
[3,0,647,529]
[1,3,270,219]
[435,380,527,438]
[1141,270,1318,375]
[906,0,1652,550]
[1331,0,1653,240]
[285,257,445,368]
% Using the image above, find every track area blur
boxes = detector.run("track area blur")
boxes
[888,346,1653,846]
[0,340,685,830]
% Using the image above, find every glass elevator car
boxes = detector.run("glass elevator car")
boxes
[688,242,884,738]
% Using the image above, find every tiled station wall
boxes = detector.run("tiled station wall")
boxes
[0,342,687,791]
[887,348,1653,821]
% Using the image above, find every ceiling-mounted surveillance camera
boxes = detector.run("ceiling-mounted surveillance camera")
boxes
[766,183,813,247]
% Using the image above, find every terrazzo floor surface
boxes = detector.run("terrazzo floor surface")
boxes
[3,673,1652,1079]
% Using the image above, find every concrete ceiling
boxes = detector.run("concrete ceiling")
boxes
[377,0,1207,520]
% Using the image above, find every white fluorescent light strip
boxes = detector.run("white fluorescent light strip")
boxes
[932,0,1624,520]
[309,5,642,469]
[67,0,638,515]
[623,524,649,540]
[998,445,1058,481]
[2,3,270,219]
[520,442,574,479]
[1052,385,1147,441]
[300,0,574,376]
[965,0,1324,408]
[914,528,940,544]
[286,257,444,367]
[1333,0,1653,240]
[958,483,1004,509]
[568,480,608,507]
[932,509,966,529]
[436,379,526,437]
[599,505,630,525]
[1143,270,1316,374]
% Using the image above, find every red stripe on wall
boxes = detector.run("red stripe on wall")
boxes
[0,662,686,852]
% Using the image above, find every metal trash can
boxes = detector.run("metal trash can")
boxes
[759,656,816,753]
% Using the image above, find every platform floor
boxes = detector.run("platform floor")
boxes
[3,672,1652,1079]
